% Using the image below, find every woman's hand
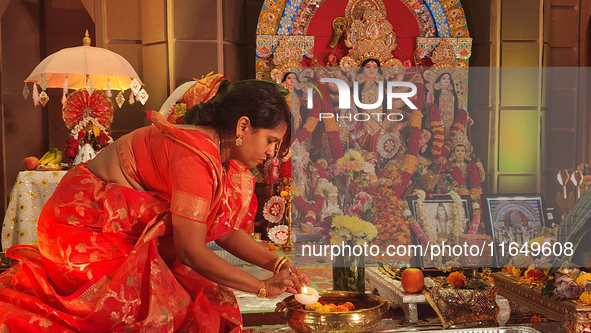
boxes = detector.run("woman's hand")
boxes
[279,263,311,294]
[264,269,297,297]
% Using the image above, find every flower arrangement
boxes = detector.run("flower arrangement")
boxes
[540,267,591,305]
[509,234,558,269]
[447,271,467,288]
[329,215,377,246]
[331,150,377,212]
[347,191,373,220]
[321,149,378,245]
[444,268,495,289]
[314,178,342,220]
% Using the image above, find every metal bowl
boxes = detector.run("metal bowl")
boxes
[275,290,390,333]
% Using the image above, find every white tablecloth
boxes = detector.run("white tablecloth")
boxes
[2,170,67,251]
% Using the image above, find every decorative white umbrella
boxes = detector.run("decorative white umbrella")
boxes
[23,30,148,108]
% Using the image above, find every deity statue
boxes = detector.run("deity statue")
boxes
[424,68,468,139]
[332,8,405,155]
[448,132,485,185]
[280,71,303,131]
[450,142,469,183]
[270,38,309,135]
[430,73,458,134]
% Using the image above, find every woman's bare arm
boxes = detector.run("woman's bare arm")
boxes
[215,230,281,271]
[171,214,295,296]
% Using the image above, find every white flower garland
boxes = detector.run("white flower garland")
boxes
[71,116,113,145]
[449,191,468,243]
[415,190,437,243]
[71,116,107,138]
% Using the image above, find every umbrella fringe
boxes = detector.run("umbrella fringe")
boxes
[62,77,68,104]
[33,83,39,106]
[107,79,112,98]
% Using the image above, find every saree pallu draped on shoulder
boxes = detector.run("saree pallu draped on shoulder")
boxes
[0,164,244,332]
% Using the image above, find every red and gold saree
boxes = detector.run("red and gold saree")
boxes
[0,111,256,332]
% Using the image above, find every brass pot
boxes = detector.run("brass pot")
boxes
[275,291,390,333]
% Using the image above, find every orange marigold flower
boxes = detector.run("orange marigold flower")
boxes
[343,302,355,310]
[580,291,591,305]
[530,315,546,323]
[447,272,467,285]
[334,305,349,312]
[512,268,522,278]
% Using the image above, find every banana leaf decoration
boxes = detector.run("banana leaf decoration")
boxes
[548,190,591,275]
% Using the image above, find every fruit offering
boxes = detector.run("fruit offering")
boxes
[23,157,40,170]
[304,301,355,312]
[401,268,425,293]
[38,148,63,166]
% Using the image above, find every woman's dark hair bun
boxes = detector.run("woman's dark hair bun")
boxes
[189,81,291,137]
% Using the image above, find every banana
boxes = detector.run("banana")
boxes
[41,149,57,165]
[39,149,53,165]
[47,150,63,165]
[39,150,52,163]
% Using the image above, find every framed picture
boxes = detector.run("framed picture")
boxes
[482,193,549,268]
[407,194,474,268]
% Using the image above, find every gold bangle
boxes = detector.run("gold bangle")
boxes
[274,258,291,275]
[257,280,266,298]
[273,257,285,273]
[273,257,287,274]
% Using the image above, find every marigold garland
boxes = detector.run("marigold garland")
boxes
[292,194,324,225]
[392,110,422,197]
[293,90,344,160]
[369,186,411,246]
[428,104,445,158]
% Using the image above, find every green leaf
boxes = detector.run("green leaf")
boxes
[541,280,555,296]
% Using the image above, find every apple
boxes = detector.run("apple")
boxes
[401,268,424,293]
[23,157,40,170]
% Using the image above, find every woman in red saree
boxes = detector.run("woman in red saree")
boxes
[0,82,306,332]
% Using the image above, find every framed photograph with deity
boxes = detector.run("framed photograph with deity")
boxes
[407,193,473,268]
[482,193,549,268]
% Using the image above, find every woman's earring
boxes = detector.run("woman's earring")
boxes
[235,137,243,147]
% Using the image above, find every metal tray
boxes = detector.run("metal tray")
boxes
[387,326,541,333]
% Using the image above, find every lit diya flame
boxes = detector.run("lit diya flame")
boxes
[294,285,319,305]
